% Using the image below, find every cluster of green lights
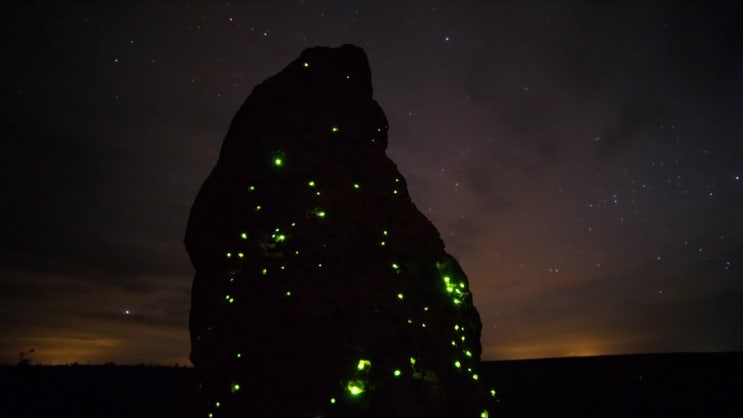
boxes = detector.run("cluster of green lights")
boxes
[271,228,286,242]
[210,157,496,417]
[442,275,468,306]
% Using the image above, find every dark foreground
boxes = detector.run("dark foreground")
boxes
[1,352,740,417]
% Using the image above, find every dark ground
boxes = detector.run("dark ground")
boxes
[1,352,740,417]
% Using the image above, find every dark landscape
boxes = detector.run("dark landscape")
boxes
[2,352,740,418]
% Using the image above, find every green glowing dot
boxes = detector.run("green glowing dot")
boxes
[393,369,401,377]
[316,211,326,218]
[308,180,316,187]
[261,268,267,275]
[481,410,489,418]
[226,252,232,258]
[255,205,261,211]
[490,389,496,397]
[391,263,400,270]
[231,383,240,393]
[383,230,388,236]
[397,293,404,300]
[454,324,460,330]
[229,277,234,282]
[454,360,461,368]
[357,359,371,370]
[451,340,457,346]
[209,413,213,418]
[395,178,400,183]
[346,380,364,396]
[240,232,247,239]
[236,353,242,358]
[274,157,283,166]
[303,62,309,67]
[421,323,426,328]
[285,291,291,297]
[238,252,244,258]
[472,374,479,380]
[294,250,299,255]
[215,402,220,408]
[353,183,360,189]
[248,185,255,191]
[330,398,336,404]
[291,222,296,227]
[380,241,386,246]
[407,319,413,324]
[409,357,416,366]
[465,350,472,358]
[393,189,399,194]
[444,276,451,283]
[331,126,339,133]
[280,265,285,270]
[424,306,429,311]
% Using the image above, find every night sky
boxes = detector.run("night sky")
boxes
[2,1,742,365]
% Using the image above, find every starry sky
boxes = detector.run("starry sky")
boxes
[2,1,742,365]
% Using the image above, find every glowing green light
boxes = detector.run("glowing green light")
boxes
[215,402,220,408]
[231,383,240,393]
[380,241,386,246]
[393,369,401,377]
[454,324,459,330]
[261,268,267,275]
[490,389,496,397]
[353,183,360,189]
[391,262,400,270]
[248,185,255,191]
[397,293,404,300]
[255,205,262,211]
[228,297,235,303]
[472,374,479,380]
[331,126,339,133]
[226,252,232,258]
[393,189,399,194]
[357,359,371,371]
[330,398,336,404]
[451,340,457,347]
[444,276,451,283]
[454,360,461,368]
[236,353,242,358]
[409,357,416,366]
[465,350,472,358]
[395,178,400,183]
[308,180,316,187]
[346,380,364,396]
[424,306,429,311]
[238,252,244,258]
[240,232,247,239]
[407,319,413,324]
[285,291,292,297]
[274,157,283,166]
[303,62,309,67]
[481,410,489,418]
[383,230,388,236]
[315,210,326,218]
[209,413,213,418]
[421,323,426,328]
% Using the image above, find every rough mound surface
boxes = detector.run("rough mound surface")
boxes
[185,44,493,417]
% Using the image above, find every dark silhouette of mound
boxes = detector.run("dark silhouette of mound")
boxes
[184,44,493,417]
